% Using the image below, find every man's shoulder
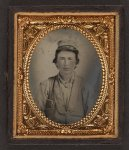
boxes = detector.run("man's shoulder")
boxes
[48,75,57,81]
[75,73,84,82]
[40,75,57,85]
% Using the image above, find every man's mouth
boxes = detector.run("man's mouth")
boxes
[63,68,70,71]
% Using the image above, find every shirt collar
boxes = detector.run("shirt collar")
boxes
[58,72,75,86]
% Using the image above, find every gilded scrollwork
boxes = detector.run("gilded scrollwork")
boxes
[13,12,119,138]
[17,66,24,87]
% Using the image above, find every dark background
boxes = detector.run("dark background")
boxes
[0,0,129,150]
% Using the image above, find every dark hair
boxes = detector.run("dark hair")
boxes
[53,45,79,64]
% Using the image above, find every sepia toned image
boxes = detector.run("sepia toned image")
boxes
[29,28,102,124]
[13,12,119,138]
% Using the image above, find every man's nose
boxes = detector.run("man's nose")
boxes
[64,59,69,65]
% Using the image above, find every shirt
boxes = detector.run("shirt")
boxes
[37,73,88,124]
[58,73,75,111]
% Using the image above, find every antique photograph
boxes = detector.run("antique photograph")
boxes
[29,28,102,124]
[13,12,119,138]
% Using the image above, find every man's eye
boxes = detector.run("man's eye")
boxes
[68,58,73,60]
[59,57,65,60]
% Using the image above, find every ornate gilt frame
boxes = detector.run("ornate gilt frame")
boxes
[13,12,119,139]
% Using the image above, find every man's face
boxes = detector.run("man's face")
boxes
[56,51,77,75]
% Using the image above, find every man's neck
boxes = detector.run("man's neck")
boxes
[59,72,74,82]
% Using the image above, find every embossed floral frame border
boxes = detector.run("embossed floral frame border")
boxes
[13,12,119,139]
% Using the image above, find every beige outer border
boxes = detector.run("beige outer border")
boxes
[13,12,119,139]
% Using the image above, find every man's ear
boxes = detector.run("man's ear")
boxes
[74,65,77,69]
[55,63,58,69]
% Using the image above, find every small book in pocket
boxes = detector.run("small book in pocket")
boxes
[45,99,55,109]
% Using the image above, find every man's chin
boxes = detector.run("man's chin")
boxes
[62,70,73,75]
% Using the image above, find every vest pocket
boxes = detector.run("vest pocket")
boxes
[45,99,56,120]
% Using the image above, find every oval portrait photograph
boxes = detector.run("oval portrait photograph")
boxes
[29,28,102,124]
